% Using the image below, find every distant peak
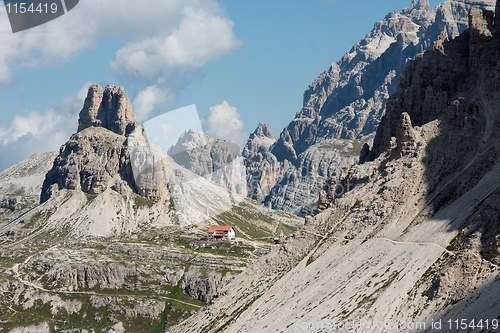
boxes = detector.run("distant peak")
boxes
[167,128,208,155]
[411,0,430,9]
[179,128,206,142]
[253,123,274,138]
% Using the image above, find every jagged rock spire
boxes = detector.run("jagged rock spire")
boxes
[77,84,140,136]
[411,0,430,10]
[242,122,276,159]
[396,112,417,156]
[253,123,274,138]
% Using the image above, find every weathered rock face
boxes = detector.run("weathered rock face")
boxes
[169,4,500,332]
[243,124,281,202]
[41,85,162,203]
[77,84,140,136]
[245,151,282,203]
[243,123,360,215]
[242,123,276,158]
[316,177,336,212]
[273,0,493,153]
[395,112,418,156]
[366,3,498,161]
[128,128,165,199]
[0,198,17,211]
[49,263,137,290]
[181,267,234,303]
[40,127,137,202]
[244,0,495,215]
[263,144,350,216]
[168,129,239,179]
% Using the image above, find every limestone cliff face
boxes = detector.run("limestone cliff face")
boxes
[244,0,495,215]
[243,124,281,202]
[77,84,140,136]
[169,3,500,332]
[242,123,275,158]
[278,0,494,151]
[40,127,136,203]
[41,85,160,203]
[366,3,498,161]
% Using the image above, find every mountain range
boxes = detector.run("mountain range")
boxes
[0,85,302,332]
[2,0,500,332]
[243,0,496,216]
[168,1,500,331]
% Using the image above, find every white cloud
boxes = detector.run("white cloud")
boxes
[110,6,242,81]
[205,101,246,147]
[0,0,241,86]
[0,0,243,169]
[0,82,91,171]
[132,85,172,122]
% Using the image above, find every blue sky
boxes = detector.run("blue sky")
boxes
[0,0,442,170]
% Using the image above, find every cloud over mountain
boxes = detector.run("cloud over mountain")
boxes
[0,0,241,86]
[0,83,90,171]
[204,101,246,147]
[0,0,241,170]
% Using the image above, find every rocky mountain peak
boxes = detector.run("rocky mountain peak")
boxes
[77,84,140,136]
[242,123,277,159]
[41,85,164,203]
[243,0,496,216]
[411,0,430,10]
[169,3,500,332]
[167,128,246,196]
[365,0,500,162]
[469,5,494,33]
[40,127,138,203]
[253,123,274,138]
[168,129,207,155]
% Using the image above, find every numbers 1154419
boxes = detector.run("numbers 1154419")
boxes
[5,2,58,14]
[447,319,499,330]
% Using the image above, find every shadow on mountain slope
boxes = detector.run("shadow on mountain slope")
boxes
[366,6,500,265]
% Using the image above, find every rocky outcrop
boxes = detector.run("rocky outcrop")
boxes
[49,263,138,290]
[274,0,493,150]
[244,0,495,215]
[243,124,281,202]
[317,177,336,212]
[358,142,370,164]
[168,129,239,179]
[395,112,418,156]
[365,2,497,161]
[77,84,140,136]
[0,197,17,211]
[181,267,234,303]
[242,123,276,158]
[243,123,358,215]
[40,127,137,202]
[245,151,282,203]
[41,85,163,203]
[128,128,165,199]
[263,143,348,216]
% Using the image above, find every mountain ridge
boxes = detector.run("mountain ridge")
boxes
[244,0,496,216]
[168,2,500,331]
[0,84,303,332]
